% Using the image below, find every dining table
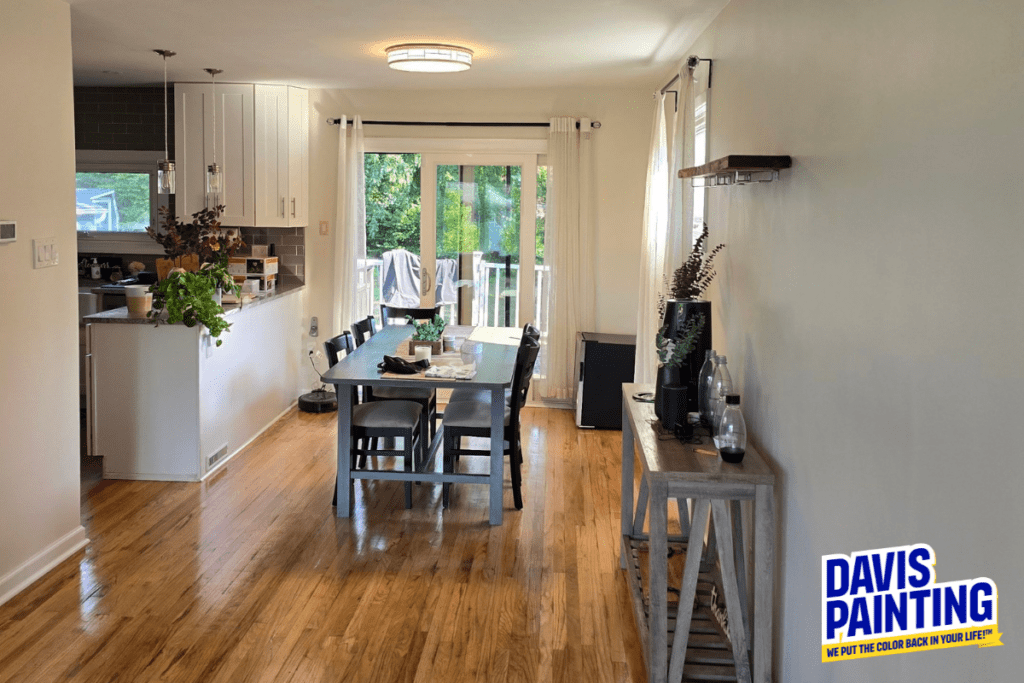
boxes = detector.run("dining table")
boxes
[319,323,522,526]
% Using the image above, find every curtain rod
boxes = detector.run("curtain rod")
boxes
[326,119,601,129]
[659,55,714,93]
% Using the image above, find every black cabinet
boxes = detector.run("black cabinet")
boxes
[575,332,636,429]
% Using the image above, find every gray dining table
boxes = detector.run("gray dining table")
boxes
[319,324,521,526]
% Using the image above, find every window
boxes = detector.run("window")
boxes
[76,150,168,254]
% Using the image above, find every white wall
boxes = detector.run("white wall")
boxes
[0,0,88,603]
[304,87,652,357]
[676,0,1023,679]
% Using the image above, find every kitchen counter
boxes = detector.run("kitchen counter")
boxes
[84,283,304,324]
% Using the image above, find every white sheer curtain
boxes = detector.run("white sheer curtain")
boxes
[634,94,669,384]
[332,116,366,336]
[538,117,595,403]
[667,67,696,266]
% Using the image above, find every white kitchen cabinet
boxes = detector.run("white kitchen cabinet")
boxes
[254,85,289,226]
[174,83,256,227]
[287,86,309,227]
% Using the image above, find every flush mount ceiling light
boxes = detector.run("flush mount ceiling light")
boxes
[385,43,473,73]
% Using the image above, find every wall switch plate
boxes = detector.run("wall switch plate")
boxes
[33,237,58,268]
[319,220,329,236]
[0,220,15,244]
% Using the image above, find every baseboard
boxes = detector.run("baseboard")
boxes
[201,401,298,481]
[0,526,89,607]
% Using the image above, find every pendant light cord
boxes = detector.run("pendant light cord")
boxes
[211,71,217,166]
[162,55,169,160]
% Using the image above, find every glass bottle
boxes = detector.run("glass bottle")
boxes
[716,394,747,463]
[710,356,733,433]
[697,349,718,424]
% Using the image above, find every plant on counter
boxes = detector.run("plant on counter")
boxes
[148,256,241,346]
[146,205,246,262]
[408,315,446,341]
[656,312,705,368]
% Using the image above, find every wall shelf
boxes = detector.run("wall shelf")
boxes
[679,154,791,187]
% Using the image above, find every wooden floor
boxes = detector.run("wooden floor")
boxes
[0,407,648,683]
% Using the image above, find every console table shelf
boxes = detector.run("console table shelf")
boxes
[620,383,776,683]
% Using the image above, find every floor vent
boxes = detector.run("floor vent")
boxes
[207,444,229,469]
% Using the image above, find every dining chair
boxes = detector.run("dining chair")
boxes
[380,304,441,327]
[350,316,438,444]
[440,336,541,510]
[350,316,378,347]
[324,337,425,509]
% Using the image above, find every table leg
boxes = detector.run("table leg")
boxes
[621,395,635,569]
[668,497,710,683]
[731,499,750,650]
[753,485,775,683]
[489,386,504,526]
[335,383,352,518]
[711,499,752,683]
[648,480,668,683]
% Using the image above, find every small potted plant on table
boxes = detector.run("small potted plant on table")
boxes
[407,315,446,355]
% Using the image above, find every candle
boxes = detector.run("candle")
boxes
[414,346,432,363]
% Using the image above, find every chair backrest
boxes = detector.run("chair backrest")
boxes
[509,337,541,419]
[351,316,378,347]
[323,332,355,368]
[523,322,540,342]
[380,304,441,327]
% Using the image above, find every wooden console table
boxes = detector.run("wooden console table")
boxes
[620,384,776,683]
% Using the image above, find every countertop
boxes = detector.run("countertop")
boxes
[84,283,304,325]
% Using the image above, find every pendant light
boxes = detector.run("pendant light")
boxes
[153,50,176,194]
[204,68,224,212]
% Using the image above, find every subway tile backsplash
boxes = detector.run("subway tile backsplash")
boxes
[237,226,305,287]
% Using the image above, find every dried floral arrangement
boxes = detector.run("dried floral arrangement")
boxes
[662,223,725,304]
[146,205,245,262]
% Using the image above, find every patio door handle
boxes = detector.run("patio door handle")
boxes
[421,270,432,296]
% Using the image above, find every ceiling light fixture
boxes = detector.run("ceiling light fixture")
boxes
[385,43,473,73]
[153,49,176,194]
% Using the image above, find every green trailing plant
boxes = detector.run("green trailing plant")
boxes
[148,255,241,346]
[665,223,725,303]
[656,312,706,368]
[408,315,446,341]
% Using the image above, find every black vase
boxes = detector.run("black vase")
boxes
[662,299,712,412]
[654,364,680,420]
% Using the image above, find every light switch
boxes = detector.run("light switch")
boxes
[32,237,58,269]
[319,220,329,236]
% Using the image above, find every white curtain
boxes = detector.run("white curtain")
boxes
[538,117,596,403]
[634,94,670,384]
[332,116,366,336]
[667,66,696,270]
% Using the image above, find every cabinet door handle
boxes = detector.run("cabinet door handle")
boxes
[281,197,285,217]
[291,198,296,217]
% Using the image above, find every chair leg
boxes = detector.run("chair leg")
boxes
[510,432,523,510]
[404,431,413,509]
[442,429,454,508]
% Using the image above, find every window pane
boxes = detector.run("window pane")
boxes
[75,173,150,232]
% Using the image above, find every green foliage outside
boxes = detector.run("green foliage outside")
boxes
[365,154,547,264]
[75,172,150,230]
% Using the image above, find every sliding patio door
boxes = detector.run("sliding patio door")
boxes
[420,153,538,327]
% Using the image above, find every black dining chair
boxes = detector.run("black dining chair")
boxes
[349,316,438,444]
[380,304,441,327]
[350,316,378,348]
[440,336,541,510]
[324,335,425,509]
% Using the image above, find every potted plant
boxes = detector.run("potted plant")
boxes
[659,223,723,408]
[145,205,246,346]
[654,312,705,423]
[407,315,446,355]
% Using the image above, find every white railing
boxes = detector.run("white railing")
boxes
[359,258,548,328]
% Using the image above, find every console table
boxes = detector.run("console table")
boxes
[620,383,776,683]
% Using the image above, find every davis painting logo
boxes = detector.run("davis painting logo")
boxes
[822,543,1001,662]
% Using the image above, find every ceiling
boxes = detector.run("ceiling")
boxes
[68,0,729,90]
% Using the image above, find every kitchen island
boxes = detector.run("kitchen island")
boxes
[84,284,305,481]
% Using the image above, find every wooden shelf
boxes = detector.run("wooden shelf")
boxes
[679,155,792,178]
